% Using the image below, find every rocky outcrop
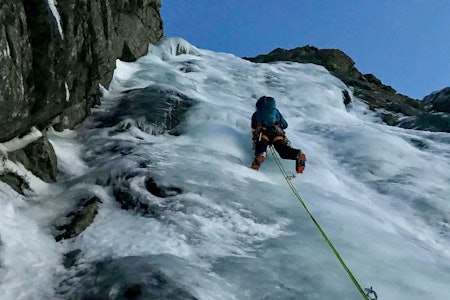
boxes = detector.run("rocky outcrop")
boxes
[0,169,30,194]
[247,46,362,79]
[0,0,163,184]
[244,46,442,130]
[0,0,163,143]
[8,135,58,182]
[55,196,102,241]
[0,2,33,143]
[399,87,450,132]
[423,87,450,113]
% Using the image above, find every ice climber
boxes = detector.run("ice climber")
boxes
[251,96,306,173]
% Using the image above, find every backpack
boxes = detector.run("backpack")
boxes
[255,96,279,127]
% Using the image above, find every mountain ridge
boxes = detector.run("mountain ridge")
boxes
[244,46,449,132]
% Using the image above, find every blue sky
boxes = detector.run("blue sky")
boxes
[161,0,449,99]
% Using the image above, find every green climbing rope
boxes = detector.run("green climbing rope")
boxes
[269,146,371,300]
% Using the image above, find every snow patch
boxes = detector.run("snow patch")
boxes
[0,127,43,154]
[47,0,64,39]
[3,45,10,57]
[64,82,70,102]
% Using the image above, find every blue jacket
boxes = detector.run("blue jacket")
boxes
[251,108,288,130]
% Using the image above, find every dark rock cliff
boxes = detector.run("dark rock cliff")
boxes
[244,46,448,132]
[0,0,162,143]
[0,0,162,182]
[423,87,450,113]
[399,86,450,132]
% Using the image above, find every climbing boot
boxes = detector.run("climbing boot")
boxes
[251,152,266,170]
[251,158,260,170]
[296,151,306,173]
[257,152,266,162]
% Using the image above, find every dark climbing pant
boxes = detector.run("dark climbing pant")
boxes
[254,136,300,160]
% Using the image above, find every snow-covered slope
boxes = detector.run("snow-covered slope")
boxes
[1,37,449,299]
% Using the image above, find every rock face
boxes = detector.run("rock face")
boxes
[55,196,102,242]
[244,46,450,131]
[8,135,58,182]
[0,169,30,194]
[0,0,163,143]
[423,87,450,113]
[0,0,163,186]
[400,87,450,132]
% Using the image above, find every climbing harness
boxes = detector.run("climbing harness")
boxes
[269,146,377,300]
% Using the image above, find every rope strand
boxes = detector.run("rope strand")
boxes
[269,146,371,300]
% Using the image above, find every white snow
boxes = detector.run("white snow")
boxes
[64,82,69,102]
[0,37,449,299]
[0,189,63,300]
[47,0,63,40]
[0,127,42,154]
[3,43,10,57]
